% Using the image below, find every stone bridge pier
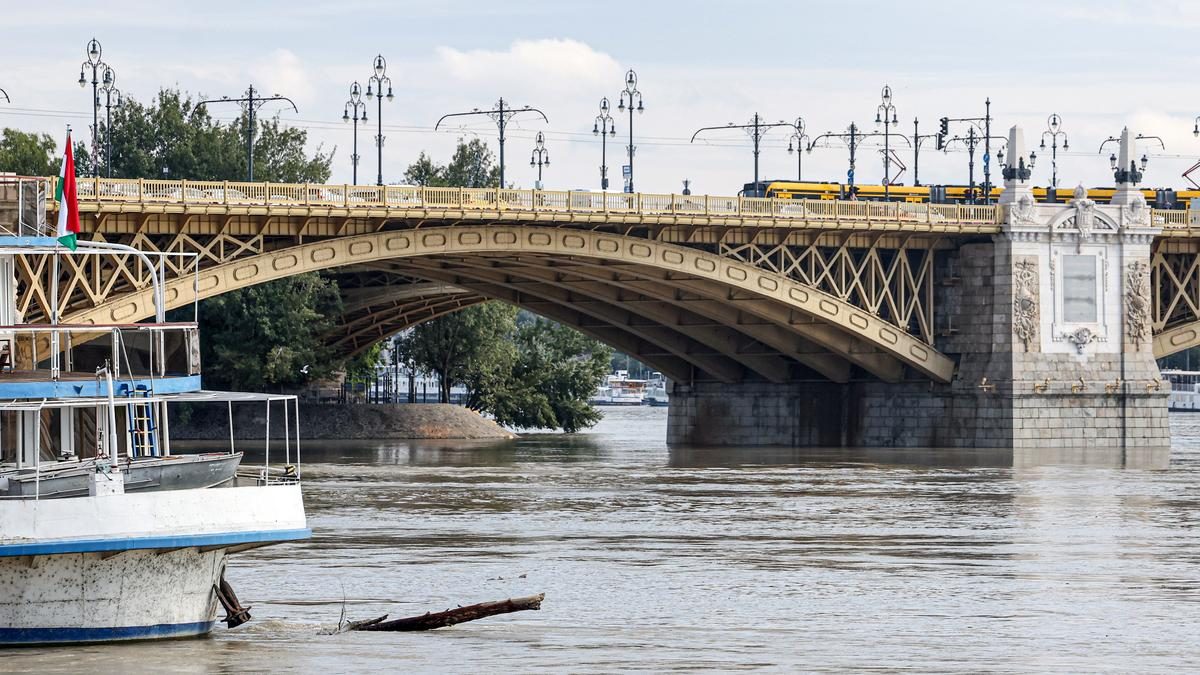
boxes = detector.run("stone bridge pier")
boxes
[669,126,1170,458]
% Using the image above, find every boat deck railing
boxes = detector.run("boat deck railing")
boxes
[0,322,201,387]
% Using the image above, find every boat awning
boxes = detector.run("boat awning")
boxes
[0,389,297,411]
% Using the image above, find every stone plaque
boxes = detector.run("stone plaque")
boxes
[1062,255,1097,323]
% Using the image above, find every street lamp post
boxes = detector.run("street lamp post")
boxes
[197,86,298,182]
[875,85,898,200]
[691,114,796,196]
[593,97,617,190]
[435,99,549,189]
[910,118,940,187]
[530,131,549,189]
[1039,114,1069,191]
[77,38,108,178]
[342,82,367,185]
[1100,131,1162,185]
[617,69,644,193]
[99,66,122,178]
[786,117,810,181]
[365,55,394,186]
[0,88,8,104]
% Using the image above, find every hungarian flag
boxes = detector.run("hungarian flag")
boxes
[55,133,79,251]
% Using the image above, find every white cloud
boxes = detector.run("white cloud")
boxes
[434,39,622,92]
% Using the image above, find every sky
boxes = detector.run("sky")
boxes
[2,0,1199,195]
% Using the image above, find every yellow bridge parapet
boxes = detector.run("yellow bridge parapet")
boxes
[53,177,1007,234]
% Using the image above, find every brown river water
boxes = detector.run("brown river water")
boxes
[6,406,1200,673]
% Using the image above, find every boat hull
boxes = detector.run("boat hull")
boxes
[0,548,224,644]
[0,483,309,645]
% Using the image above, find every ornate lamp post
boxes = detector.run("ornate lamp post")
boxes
[529,132,550,190]
[365,55,394,186]
[99,65,122,178]
[342,82,367,185]
[1039,114,1069,190]
[77,38,108,178]
[593,97,617,190]
[785,117,810,181]
[435,99,548,189]
[197,86,297,182]
[617,69,644,193]
[875,85,898,201]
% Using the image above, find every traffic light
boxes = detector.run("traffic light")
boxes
[937,117,949,150]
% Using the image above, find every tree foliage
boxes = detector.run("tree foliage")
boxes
[402,138,499,188]
[0,129,59,176]
[198,273,342,390]
[394,304,518,404]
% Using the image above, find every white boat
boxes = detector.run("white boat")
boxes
[0,176,308,644]
[592,371,647,405]
[1163,369,1200,411]
[643,372,669,407]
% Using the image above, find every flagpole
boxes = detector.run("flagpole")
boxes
[50,125,68,379]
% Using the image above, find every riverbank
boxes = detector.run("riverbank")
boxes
[169,403,515,440]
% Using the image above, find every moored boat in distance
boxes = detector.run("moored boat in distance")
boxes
[591,370,647,405]
[0,175,309,644]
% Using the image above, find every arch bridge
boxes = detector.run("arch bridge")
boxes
[18,175,1200,451]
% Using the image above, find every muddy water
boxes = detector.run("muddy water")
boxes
[6,407,1200,672]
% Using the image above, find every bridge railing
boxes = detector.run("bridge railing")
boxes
[63,177,1005,227]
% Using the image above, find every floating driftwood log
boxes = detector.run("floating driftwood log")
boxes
[346,593,545,632]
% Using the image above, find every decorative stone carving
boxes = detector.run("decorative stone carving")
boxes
[1072,185,1096,246]
[1013,258,1039,350]
[1010,192,1038,226]
[1125,260,1150,347]
[1062,326,1098,354]
[1122,192,1150,228]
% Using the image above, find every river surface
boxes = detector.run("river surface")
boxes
[8,406,1200,673]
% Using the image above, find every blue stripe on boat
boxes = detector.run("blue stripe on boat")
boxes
[0,620,216,644]
[0,375,202,400]
[0,527,311,557]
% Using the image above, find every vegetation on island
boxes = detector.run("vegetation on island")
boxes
[0,90,615,431]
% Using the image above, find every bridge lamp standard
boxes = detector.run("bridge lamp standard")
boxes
[342,82,368,185]
[1039,114,1069,191]
[530,132,550,190]
[99,66,123,179]
[435,99,549,189]
[996,146,1036,183]
[1099,132,1162,185]
[77,37,108,178]
[691,115,796,196]
[785,117,810,181]
[875,85,899,201]
[593,97,617,190]
[617,69,644,193]
[365,55,394,186]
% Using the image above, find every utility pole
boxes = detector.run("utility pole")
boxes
[198,86,298,181]
[77,38,108,178]
[365,55,394,186]
[691,114,796,196]
[786,117,810,181]
[911,118,939,187]
[529,132,549,189]
[342,82,367,185]
[99,66,122,178]
[875,85,898,200]
[807,124,906,198]
[435,98,548,189]
[594,97,616,190]
[617,70,644,193]
[938,101,1001,203]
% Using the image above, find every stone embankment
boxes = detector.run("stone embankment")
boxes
[169,403,515,440]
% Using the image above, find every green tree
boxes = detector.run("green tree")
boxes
[395,303,518,403]
[0,129,59,176]
[484,319,612,433]
[402,138,499,188]
[197,273,343,390]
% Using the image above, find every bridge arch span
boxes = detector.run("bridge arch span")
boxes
[61,226,956,384]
